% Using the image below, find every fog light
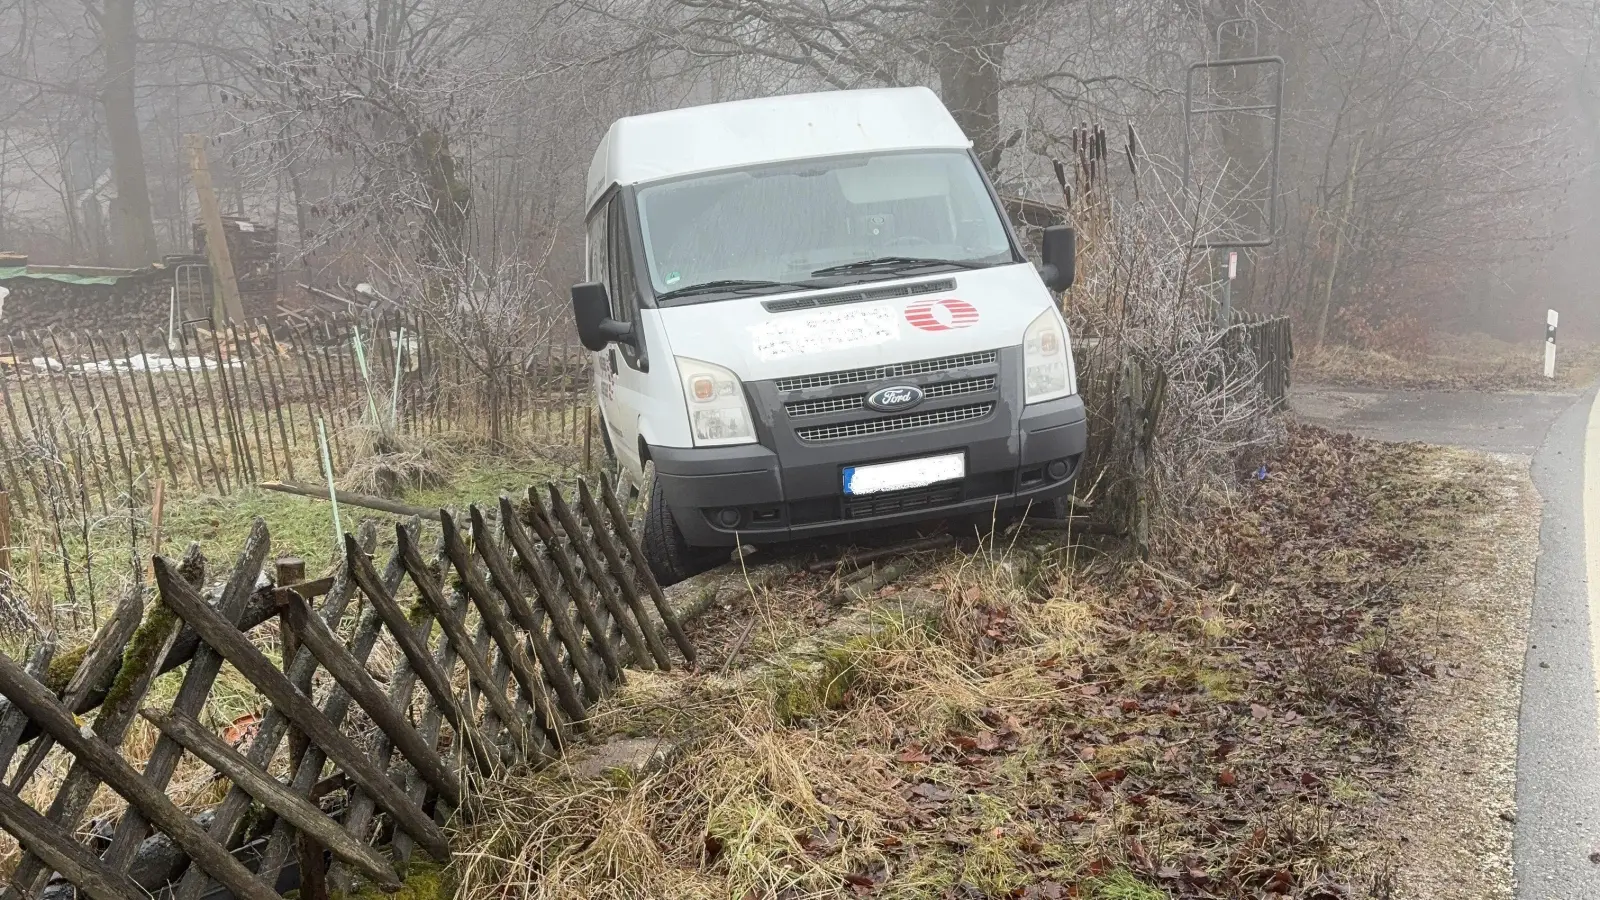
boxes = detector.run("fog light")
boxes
[1047,459,1070,481]
[715,508,742,528]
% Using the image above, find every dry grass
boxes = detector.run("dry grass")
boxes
[1297,333,1600,392]
[447,427,1482,899]
[338,421,451,496]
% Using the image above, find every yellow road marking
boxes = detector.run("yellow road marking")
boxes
[1583,386,1600,719]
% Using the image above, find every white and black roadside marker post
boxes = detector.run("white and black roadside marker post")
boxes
[1218,250,1238,326]
[1546,309,1558,379]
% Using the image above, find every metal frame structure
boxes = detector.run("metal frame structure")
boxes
[1182,55,1286,250]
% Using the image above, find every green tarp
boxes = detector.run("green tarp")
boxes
[0,266,124,286]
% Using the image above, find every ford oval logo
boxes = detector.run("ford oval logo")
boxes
[866,385,924,413]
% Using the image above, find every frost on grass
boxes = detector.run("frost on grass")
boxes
[447,425,1476,899]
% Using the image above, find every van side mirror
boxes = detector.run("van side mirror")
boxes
[1039,225,1076,292]
[571,282,634,352]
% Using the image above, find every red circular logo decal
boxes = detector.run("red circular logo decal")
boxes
[905,298,979,332]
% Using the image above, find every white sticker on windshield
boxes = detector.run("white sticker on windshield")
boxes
[750,304,900,362]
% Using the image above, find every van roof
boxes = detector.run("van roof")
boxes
[585,86,971,213]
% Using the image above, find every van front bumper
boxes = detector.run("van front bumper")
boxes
[650,395,1088,548]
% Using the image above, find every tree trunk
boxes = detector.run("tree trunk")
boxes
[101,0,159,266]
[939,0,1007,176]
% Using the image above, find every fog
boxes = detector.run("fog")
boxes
[0,0,1596,341]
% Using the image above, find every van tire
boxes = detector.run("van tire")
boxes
[641,472,721,587]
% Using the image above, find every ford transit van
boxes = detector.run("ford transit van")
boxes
[570,87,1087,584]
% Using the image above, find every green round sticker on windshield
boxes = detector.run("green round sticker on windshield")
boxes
[665,271,682,285]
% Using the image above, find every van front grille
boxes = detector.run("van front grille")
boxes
[844,484,963,519]
[776,352,998,393]
[795,403,994,443]
[926,375,996,400]
[783,376,997,419]
[785,395,864,419]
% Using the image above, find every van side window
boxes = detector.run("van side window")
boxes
[587,207,609,290]
[606,197,637,326]
[601,194,646,368]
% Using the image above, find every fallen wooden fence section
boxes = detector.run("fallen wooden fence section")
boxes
[0,474,687,900]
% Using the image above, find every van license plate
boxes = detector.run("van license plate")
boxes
[842,453,965,496]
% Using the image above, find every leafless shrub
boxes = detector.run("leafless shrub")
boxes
[1064,142,1281,553]
[374,236,567,448]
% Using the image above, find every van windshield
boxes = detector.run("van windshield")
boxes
[635,150,1016,303]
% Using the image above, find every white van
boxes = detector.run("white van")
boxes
[571,87,1086,584]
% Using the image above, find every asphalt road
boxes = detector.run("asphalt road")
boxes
[1295,384,1600,897]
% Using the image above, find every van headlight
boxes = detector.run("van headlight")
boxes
[676,356,757,446]
[1023,309,1076,403]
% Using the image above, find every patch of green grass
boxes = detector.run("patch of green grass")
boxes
[403,453,569,512]
[1085,869,1165,899]
[13,449,578,634]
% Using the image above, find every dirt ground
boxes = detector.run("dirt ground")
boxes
[1295,335,1600,393]
[444,427,1531,900]
[1355,449,1538,899]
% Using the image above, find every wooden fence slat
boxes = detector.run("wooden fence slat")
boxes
[0,784,146,900]
[576,479,673,669]
[96,331,148,487]
[0,402,27,521]
[102,523,269,872]
[252,524,404,896]
[6,576,288,752]
[152,555,452,863]
[138,706,403,891]
[122,331,177,484]
[0,355,36,519]
[463,585,513,773]
[153,328,220,495]
[337,538,468,886]
[82,332,135,494]
[283,321,333,463]
[176,324,232,493]
[441,511,571,746]
[522,488,624,680]
[0,638,54,773]
[395,526,531,759]
[42,331,101,506]
[598,473,694,665]
[473,503,597,713]
[0,641,280,900]
[346,530,498,774]
[5,585,177,900]
[8,336,64,524]
[277,588,463,806]
[497,497,606,702]
[206,324,254,484]
[546,486,653,667]
[8,588,144,792]
[258,320,297,480]
[236,327,277,477]
[42,329,111,517]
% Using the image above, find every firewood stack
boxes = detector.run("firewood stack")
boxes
[0,269,173,339]
[193,216,281,316]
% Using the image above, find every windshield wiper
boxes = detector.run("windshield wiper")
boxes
[810,256,987,277]
[655,279,816,301]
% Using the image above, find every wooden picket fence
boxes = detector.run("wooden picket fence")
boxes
[1225,311,1293,407]
[0,473,687,900]
[0,311,594,523]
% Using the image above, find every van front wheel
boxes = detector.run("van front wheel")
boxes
[641,471,722,587]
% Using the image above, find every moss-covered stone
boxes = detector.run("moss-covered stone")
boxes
[766,635,869,724]
[334,859,452,900]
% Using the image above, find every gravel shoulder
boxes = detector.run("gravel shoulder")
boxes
[1359,448,1539,899]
